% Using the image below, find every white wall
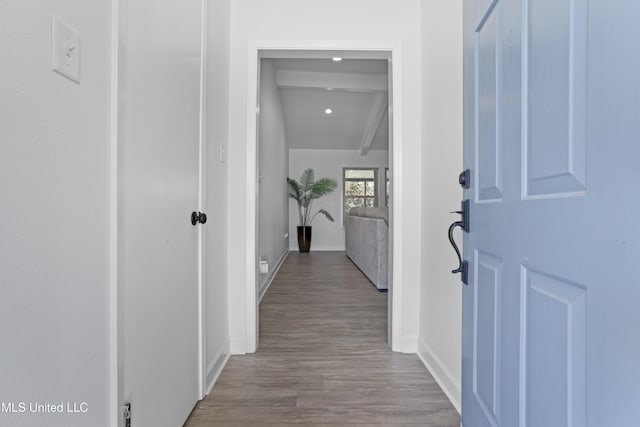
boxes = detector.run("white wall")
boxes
[258,60,289,293]
[0,1,112,426]
[204,0,231,391]
[227,0,423,354]
[289,149,389,251]
[418,0,464,412]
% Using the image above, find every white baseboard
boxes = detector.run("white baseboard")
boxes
[402,334,418,353]
[288,245,346,252]
[205,350,230,395]
[258,250,289,302]
[417,337,461,414]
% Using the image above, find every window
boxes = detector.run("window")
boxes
[343,168,378,220]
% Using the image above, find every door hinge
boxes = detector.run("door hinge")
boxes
[123,402,131,427]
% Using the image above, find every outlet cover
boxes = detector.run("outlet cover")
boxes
[259,260,269,274]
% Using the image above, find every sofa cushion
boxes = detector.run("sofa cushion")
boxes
[348,206,388,224]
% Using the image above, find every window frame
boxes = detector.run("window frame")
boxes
[342,167,379,225]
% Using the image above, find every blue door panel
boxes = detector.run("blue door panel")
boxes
[473,252,502,426]
[475,1,504,202]
[525,0,587,197]
[524,269,586,427]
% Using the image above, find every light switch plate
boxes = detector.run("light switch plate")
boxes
[51,15,80,83]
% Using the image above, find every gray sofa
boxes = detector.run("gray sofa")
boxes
[344,207,388,290]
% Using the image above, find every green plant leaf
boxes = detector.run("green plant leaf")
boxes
[287,177,302,201]
[310,178,338,199]
[310,208,335,224]
[318,208,334,222]
[300,168,315,193]
[287,168,336,226]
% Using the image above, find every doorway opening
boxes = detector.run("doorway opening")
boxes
[244,43,406,353]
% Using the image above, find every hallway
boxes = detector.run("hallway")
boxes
[185,252,460,426]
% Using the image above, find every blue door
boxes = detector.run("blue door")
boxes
[461,0,640,425]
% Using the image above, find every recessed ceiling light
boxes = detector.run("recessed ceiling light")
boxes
[324,108,333,115]
[332,57,342,62]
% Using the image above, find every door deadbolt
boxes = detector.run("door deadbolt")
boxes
[459,169,471,189]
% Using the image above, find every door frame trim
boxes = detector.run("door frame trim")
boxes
[244,39,405,352]
[197,0,208,400]
[109,0,119,424]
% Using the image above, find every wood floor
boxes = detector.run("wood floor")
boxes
[185,251,460,426]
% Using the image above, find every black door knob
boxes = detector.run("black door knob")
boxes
[191,211,207,226]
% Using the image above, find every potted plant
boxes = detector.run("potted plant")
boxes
[287,168,338,252]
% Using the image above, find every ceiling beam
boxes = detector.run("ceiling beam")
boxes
[360,93,388,156]
[276,70,387,93]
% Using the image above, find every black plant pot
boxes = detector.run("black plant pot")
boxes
[297,226,312,253]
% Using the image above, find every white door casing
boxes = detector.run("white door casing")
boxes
[244,41,405,353]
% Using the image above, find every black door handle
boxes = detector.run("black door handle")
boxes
[191,211,207,226]
[448,200,470,284]
[448,221,468,284]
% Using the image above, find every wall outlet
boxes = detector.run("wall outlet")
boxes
[259,260,269,274]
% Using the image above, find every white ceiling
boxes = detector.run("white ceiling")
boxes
[265,57,389,153]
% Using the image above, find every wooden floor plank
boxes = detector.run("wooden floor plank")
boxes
[185,251,460,426]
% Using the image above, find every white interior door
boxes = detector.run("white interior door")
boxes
[462,0,640,426]
[118,0,203,425]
